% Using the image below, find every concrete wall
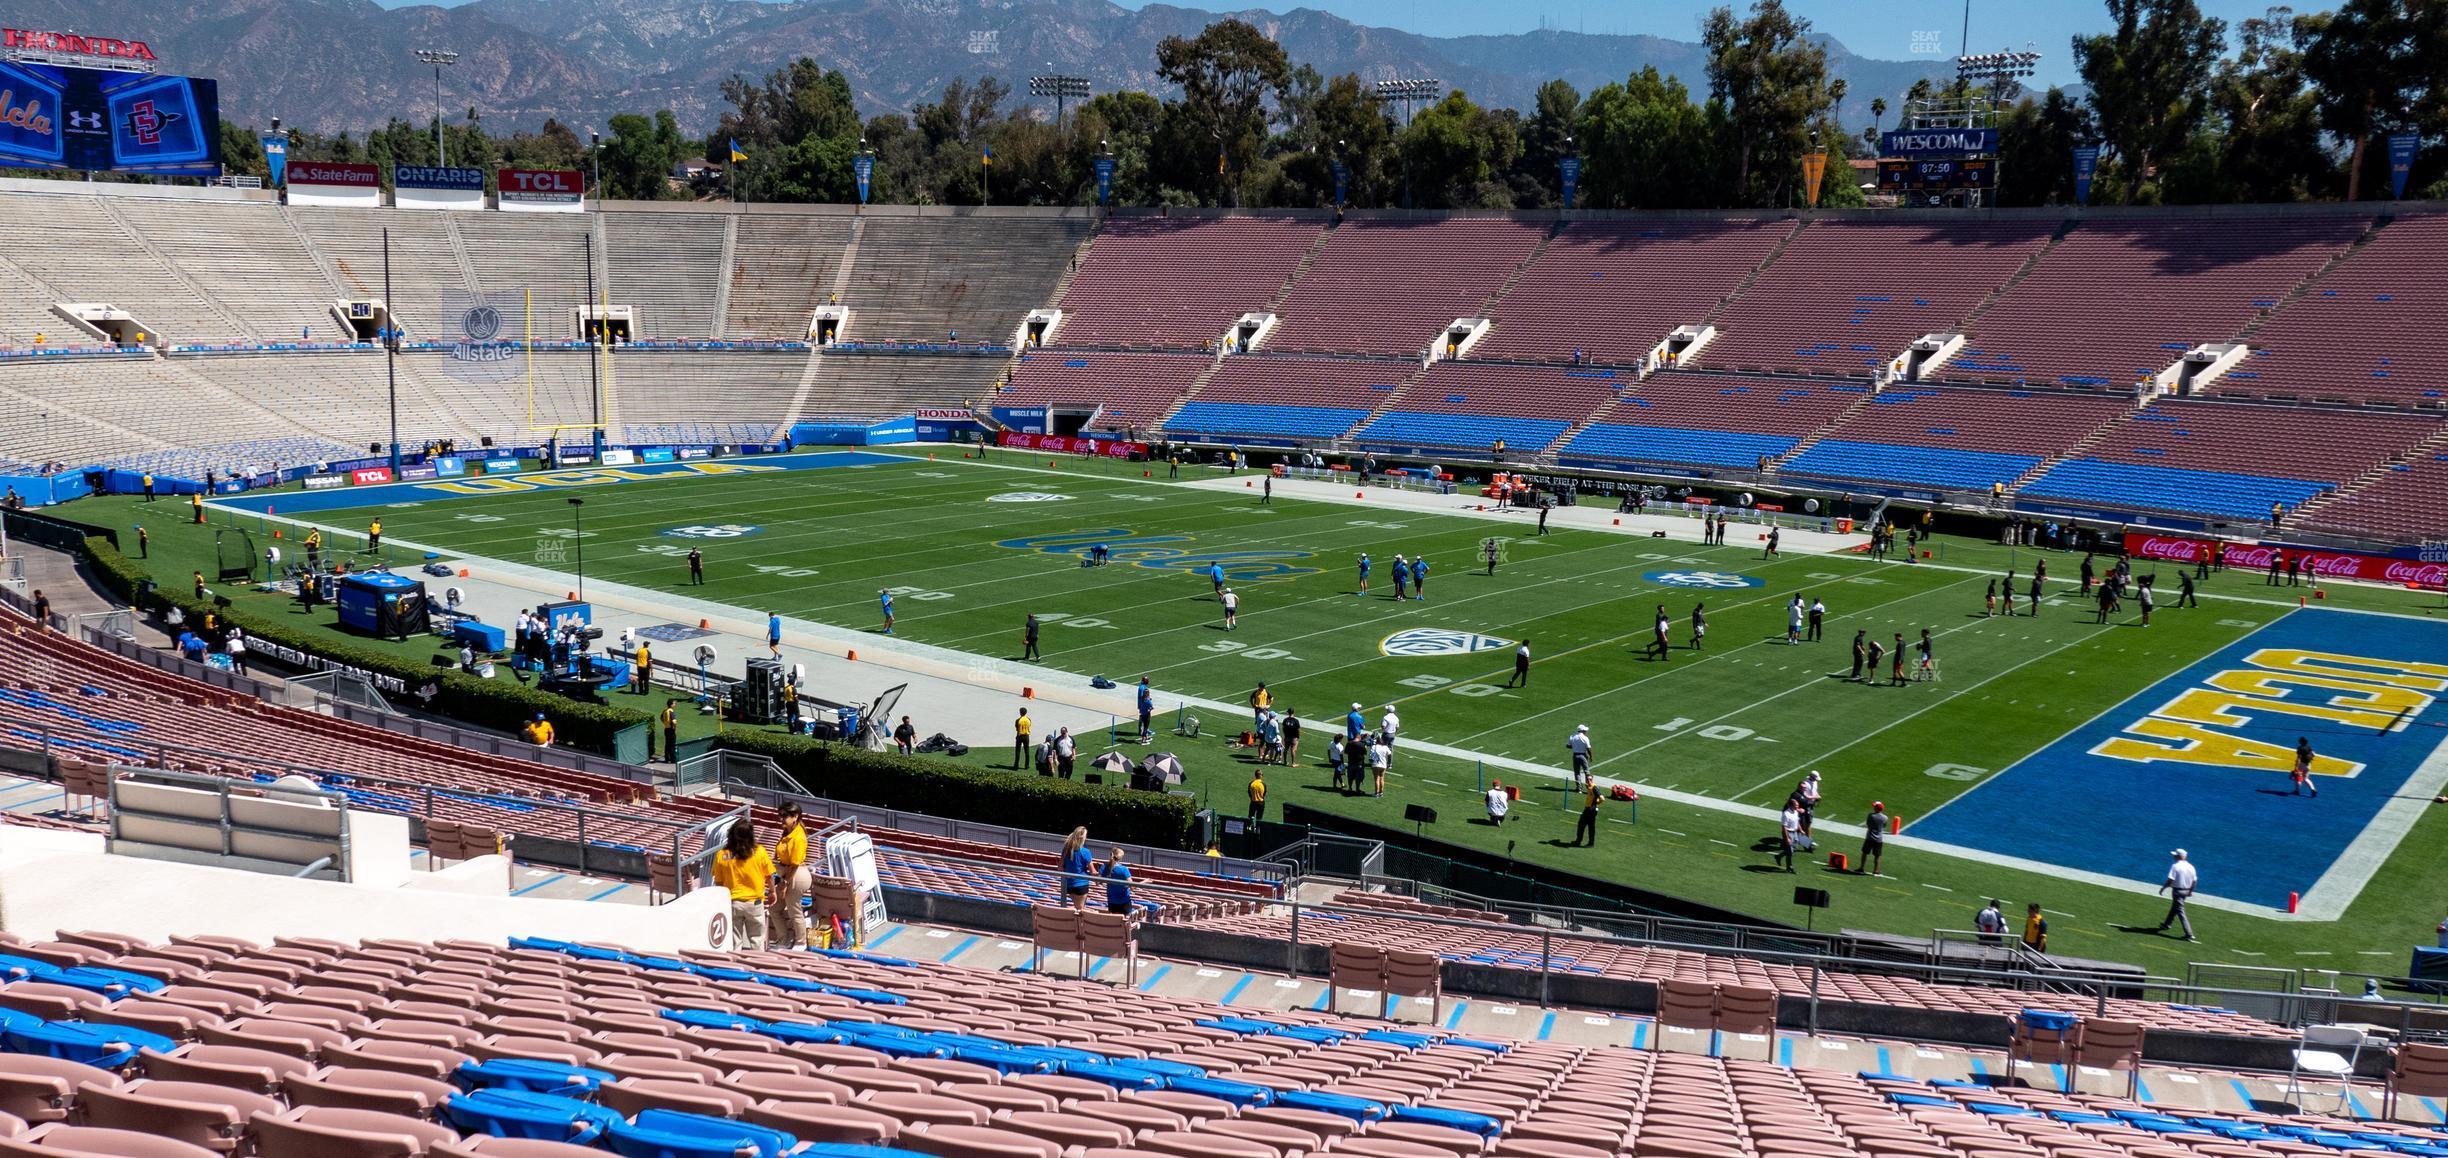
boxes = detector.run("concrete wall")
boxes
[0,827,733,954]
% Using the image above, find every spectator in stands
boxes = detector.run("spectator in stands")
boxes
[1061,828,1094,910]
[712,820,775,951]
[769,803,811,949]
[178,629,207,664]
[1861,802,1888,875]
[522,712,555,747]
[661,700,679,764]
[29,589,48,628]
[2157,849,2198,941]
[1485,779,1509,826]
[893,715,916,755]
[1100,848,1133,916]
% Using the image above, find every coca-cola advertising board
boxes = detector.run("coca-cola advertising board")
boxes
[997,431,1146,460]
[2123,533,2448,590]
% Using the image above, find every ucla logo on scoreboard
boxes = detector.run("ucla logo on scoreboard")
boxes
[1380,629,1513,658]
[1644,570,1763,589]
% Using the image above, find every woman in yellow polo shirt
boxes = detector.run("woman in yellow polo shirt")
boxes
[712,820,775,950]
[769,803,812,948]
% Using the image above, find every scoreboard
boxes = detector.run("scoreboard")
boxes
[0,59,221,176]
[1879,158,1993,192]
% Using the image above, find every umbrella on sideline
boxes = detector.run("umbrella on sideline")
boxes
[1090,750,1135,777]
[1141,753,1186,785]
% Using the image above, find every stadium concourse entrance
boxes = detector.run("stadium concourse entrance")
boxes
[1047,408,1102,437]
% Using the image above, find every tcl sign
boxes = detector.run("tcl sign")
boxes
[2,29,157,62]
[498,168,581,198]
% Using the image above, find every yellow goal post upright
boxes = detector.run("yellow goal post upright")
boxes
[524,231,613,455]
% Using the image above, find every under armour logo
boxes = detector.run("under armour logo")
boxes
[66,111,104,131]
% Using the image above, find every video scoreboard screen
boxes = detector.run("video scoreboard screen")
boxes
[1879,158,1993,192]
[0,59,222,176]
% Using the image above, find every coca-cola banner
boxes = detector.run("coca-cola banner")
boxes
[998,431,1146,460]
[2124,533,2448,590]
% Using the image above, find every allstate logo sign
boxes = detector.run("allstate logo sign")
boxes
[661,524,761,539]
[1645,570,1763,589]
[462,305,502,341]
[988,492,1072,503]
[1381,629,1512,658]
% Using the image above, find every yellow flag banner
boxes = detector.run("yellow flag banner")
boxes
[1803,151,1828,207]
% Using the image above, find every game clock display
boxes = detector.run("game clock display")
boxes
[0,59,221,176]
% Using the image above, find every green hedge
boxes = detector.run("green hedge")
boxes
[713,729,1198,849]
[84,535,651,755]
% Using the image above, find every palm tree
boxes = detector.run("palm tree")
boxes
[1870,97,1888,133]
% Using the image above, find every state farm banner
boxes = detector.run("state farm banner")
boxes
[2124,533,2448,590]
[288,160,381,207]
[998,430,1146,460]
[497,168,584,213]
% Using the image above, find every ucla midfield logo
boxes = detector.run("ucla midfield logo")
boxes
[995,528,1319,582]
[1381,629,1512,658]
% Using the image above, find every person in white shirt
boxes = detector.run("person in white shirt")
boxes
[223,630,248,676]
[1975,899,2007,946]
[2157,849,2198,941]
[1220,588,1240,630]
[1368,738,1391,796]
[1566,725,1592,788]
[1776,805,1801,872]
[1379,707,1400,750]
[1485,780,1510,826]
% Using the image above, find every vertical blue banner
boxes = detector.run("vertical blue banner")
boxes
[2072,145,2101,205]
[1094,154,1114,206]
[2388,132,2418,200]
[260,131,287,186]
[853,153,873,204]
[1559,156,1582,209]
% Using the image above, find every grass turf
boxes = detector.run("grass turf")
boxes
[74,449,2448,982]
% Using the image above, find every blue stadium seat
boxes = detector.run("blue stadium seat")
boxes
[454,1057,616,1096]
[2020,458,2329,520]
[3,1021,176,1069]
[605,1108,799,1158]
[1563,424,1800,469]
[1781,440,2041,492]
[1164,403,1370,441]
[1357,412,1572,451]
[441,1089,623,1144]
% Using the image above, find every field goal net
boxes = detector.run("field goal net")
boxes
[214,528,257,583]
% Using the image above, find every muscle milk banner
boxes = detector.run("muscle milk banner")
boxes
[287,160,380,207]
[497,168,584,213]
[2125,533,2448,590]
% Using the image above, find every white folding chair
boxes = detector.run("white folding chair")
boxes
[2285,1023,2368,1112]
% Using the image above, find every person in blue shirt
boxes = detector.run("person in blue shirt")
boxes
[1137,676,1154,742]
[1209,562,1225,596]
[1392,556,1410,600]
[1413,557,1430,600]
[1060,827,1094,911]
[1356,552,1371,595]
[1346,702,1366,741]
[767,612,782,658]
[1100,848,1134,915]
[878,589,895,635]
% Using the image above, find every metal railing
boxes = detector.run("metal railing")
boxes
[681,749,813,796]
[107,765,356,881]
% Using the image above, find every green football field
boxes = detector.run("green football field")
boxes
[120,448,2448,982]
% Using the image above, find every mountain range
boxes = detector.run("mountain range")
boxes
[11,0,1952,137]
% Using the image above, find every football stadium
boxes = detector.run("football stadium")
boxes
[5,7,2448,1156]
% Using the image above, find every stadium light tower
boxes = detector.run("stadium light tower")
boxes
[1029,73,1091,127]
[1373,78,1442,127]
[1956,48,2041,105]
[414,49,460,167]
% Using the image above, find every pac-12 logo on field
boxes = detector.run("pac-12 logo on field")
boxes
[661,524,761,539]
[1644,570,1763,589]
[988,492,1073,503]
[1380,629,1514,658]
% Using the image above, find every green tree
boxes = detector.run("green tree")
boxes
[1269,72,1393,208]
[1576,66,1720,209]
[2165,7,2333,202]
[2073,0,2227,204]
[1701,0,1845,206]
[600,111,686,200]
[1077,90,1164,207]
[1154,19,1292,205]
[2299,0,2448,200]
[1513,79,1582,209]
[1397,90,1521,209]
[1996,88,2096,206]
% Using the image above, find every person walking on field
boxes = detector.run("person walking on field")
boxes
[688,547,704,584]
[1860,801,1888,875]
[1221,587,1240,630]
[2293,736,2320,797]
[1851,630,1868,681]
[1690,602,1708,650]
[1573,779,1601,846]
[1763,526,1780,558]
[1566,724,1592,789]
[1891,633,1908,686]
[1650,606,1674,662]
[1023,613,1042,660]
[2157,849,2198,941]
[1507,640,1532,687]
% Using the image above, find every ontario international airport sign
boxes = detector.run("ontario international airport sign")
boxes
[395,164,486,211]
[497,167,583,213]
[1879,128,1999,157]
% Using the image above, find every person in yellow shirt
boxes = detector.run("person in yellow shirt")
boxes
[1248,769,1267,824]
[190,490,204,525]
[1012,708,1033,770]
[769,803,812,948]
[304,528,323,569]
[522,713,555,747]
[633,643,652,694]
[660,700,679,764]
[712,821,775,950]
[367,519,382,552]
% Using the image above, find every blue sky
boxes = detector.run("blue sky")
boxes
[1117,0,2295,88]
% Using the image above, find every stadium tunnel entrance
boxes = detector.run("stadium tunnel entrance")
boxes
[55,303,158,349]
[334,299,398,343]
[577,305,636,345]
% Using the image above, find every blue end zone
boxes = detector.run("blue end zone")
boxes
[2021,458,2330,521]
[1910,609,2448,904]
[205,451,911,517]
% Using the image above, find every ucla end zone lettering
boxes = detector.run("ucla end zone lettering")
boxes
[1912,609,2448,909]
